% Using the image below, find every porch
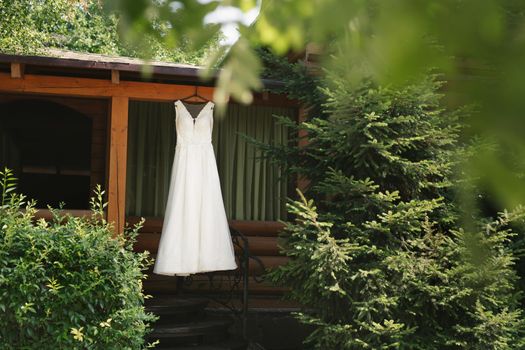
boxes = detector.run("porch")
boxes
[0,50,307,349]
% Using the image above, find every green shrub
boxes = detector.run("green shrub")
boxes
[264,73,525,348]
[0,169,156,349]
[0,0,220,65]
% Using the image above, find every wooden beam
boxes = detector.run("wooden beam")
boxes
[0,72,211,101]
[10,63,24,79]
[0,73,296,106]
[111,70,120,84]
[34,209,93,220]
[107,96,129,235]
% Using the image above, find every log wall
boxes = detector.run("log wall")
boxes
[128,217,289,297]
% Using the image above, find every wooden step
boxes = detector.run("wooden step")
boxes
[146,297,209,315]
[206,297,301,312]
[149,319,233,345]
[155,338,247,350]
[146,297,209,323]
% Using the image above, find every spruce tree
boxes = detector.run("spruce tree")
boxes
[265,72,525,349]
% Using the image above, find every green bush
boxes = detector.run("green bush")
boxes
[0,0,221,65]
[0,169,156,349]
[264,72,525,348]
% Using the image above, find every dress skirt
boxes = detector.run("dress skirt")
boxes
[153,141,238,276]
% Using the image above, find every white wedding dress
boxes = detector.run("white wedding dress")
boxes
[153,100,237,276]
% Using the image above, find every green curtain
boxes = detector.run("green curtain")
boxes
[126,101,176,217]
[126,101,294,220]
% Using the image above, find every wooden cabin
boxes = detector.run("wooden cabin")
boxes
[0,49,305,309]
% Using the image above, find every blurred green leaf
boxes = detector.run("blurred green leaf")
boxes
[6,0,525,208]
[211,37,263,114]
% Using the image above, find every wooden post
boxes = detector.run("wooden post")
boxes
[297,106,310,192]
[107,96,129,235]
[111,70,120,84]
[10,63,24,79]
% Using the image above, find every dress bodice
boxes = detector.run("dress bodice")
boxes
[174,100,214,145]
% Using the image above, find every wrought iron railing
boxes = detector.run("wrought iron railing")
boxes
[180,226,266,339]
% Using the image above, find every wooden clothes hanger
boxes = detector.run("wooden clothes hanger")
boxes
[180,86,209,104]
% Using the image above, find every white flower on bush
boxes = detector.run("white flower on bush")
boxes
[99,318,112,328]
[36,218,47,228]
[20,302,35,314]
[70,327,84,342]
[46,277,63,294]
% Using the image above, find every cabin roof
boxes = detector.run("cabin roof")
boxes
[0,48,215,86]
[6,48,203,72]
[0,48,282,88]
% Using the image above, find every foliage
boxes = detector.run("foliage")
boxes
[0,170,156,349]
[110,0,525,208]
[264,74,525,348]
[0,0,220,65]
[258,48,325,118]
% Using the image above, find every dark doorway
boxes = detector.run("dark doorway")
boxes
[0,99,92,209]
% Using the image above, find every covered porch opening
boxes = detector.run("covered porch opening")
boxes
[0,94,107,210]
[0,54,302,308]
[0,52,309,348]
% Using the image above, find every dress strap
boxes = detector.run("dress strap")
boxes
[174,100,181,121]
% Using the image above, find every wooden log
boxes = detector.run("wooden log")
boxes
[144,254,288,276]
[229,220,285,237]
[237,236,282,256]
[107,96,129,235]
[126,216,285,237]
[134,233,282,256]
[143,274,289,295]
